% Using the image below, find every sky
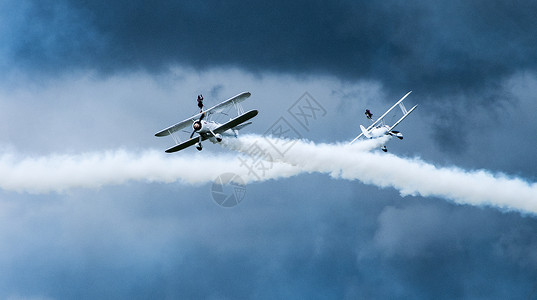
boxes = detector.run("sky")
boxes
[1,0,537,299]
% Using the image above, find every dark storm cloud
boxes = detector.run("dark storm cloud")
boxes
[2,181,537,299]
[7,0,537,96]
[6,0,536,154]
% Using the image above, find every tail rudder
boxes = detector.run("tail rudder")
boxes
[360,125,371,138]
[350,124,371,144]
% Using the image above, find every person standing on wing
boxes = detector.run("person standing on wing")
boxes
[197,94,204,112]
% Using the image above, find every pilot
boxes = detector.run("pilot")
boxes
[365,109,373,120]
[197,94,204,112]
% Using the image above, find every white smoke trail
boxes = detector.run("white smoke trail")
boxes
[0,146,307,193]
[1,135,536,215]
[0,150,255,193]
[0,136,382,193]
[224,134,537,214]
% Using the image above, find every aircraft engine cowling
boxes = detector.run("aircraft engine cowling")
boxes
[193,120,202,131]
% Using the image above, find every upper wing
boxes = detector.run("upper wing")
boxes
[155,114,200,137]
[214,109,258,133]
[364,91,412,132]
[155,92,252,137]
[204,92,251,116]
[165,136,208,153]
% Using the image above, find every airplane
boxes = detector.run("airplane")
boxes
[350,91,417,152]
[155,92,258,153]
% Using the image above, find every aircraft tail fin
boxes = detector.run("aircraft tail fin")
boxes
[360,125,371,138]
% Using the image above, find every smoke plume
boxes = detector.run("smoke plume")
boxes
[1,135,536,215]
[225,134,537,214]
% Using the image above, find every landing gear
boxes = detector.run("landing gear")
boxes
[381,146,387,152]
[196,143,203,151]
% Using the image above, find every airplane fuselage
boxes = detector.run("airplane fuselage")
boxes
[194,120,237,143]
[367,125,390,139]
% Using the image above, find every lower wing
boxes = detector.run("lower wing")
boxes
[165,136,207,153]
[214,110,258,133]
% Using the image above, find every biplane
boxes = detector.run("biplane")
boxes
[155,92,258,153]
[350,91,417,152]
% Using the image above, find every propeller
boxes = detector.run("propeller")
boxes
[190,112,205,138]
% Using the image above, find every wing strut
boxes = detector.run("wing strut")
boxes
[169,130,181,145]
[233,100,245,115]
[389,104,418,131]
[399,102,408,115]
[364,91,412,132]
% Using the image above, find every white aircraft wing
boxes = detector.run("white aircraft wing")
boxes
[364,91,412,132]
[155,92,251,137]
[349,132,364,144]
[213,109,258,134]
[204,91,251,116]
[349,91,413,144]
[165,135,208,153]
[155,114,202,137]
[164,110,258,153]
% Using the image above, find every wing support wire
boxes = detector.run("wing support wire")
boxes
[389,104,418,131]
[233,100,245,115]
[399,102,408,115]
[169,129,181,145]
